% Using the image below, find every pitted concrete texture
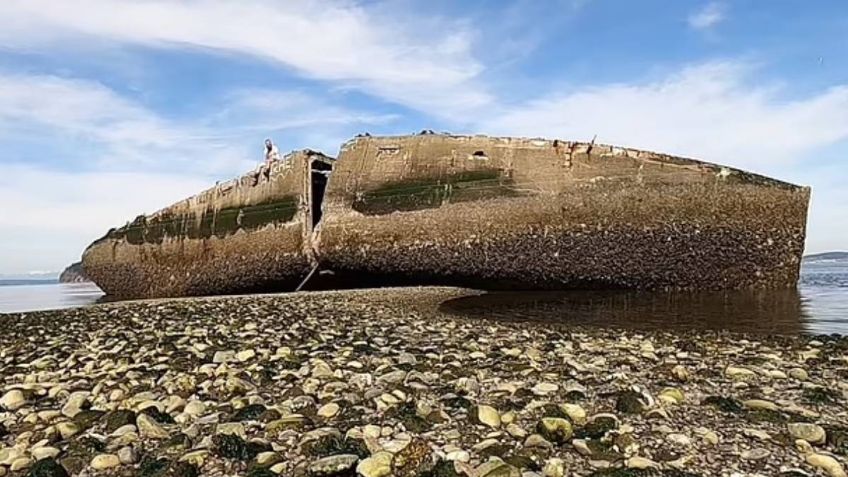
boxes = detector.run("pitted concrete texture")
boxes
[82,151,330,299]
[317,135,809,291]
[83,134,810,298]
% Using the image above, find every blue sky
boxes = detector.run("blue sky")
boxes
[0,0,846,276]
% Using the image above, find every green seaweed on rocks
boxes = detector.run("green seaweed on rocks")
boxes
[578,416,619,439]
[27,458,70,477]
[104,409,137,433]
[138,457,170,477]
[213,433,258,460]
[702,396,743,413]
[419,460,460,477]
[306,435,370,459]
[745,409,788,423]
[231,403,267,421]
[825,426,848,455]
[142,406,176,424]
[802,386,841,404]
[247,468,278,477]
[615,391,648,414]
[385,401,431,433]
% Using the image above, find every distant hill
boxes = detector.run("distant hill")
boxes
[804,251,848,263]
[59,262,90,283]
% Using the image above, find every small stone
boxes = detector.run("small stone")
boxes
[117,446,137,465]
[256,451,282,467]
[702,431,720,445]
[725,365,757,379]
[658,388,685,405]
[532,383,559,396]
[213,351,235,363]
[524,434,553,449]
[217,422,246,438]
[560,404,587,425]
[788,423,826,444]
[445,451,470,462]
[56,421,80,440]
[670,365,690,382]
[806,453,847,477]
[10,456,33,471]
[667,433,692,447]
[377,370,407,385]
[542,458,565,477]
[90,454,121,470]
[475,405,501,429]
[536,418,573,444]
[236,349,256,362]
[184,401,206,416]
[137,414,170,439]
[476,460,520,477]
[743,428,772,441]
[317,403,340,419]
[741,448,771,460]
[357,451,393,477]
[789,368,809,381]
[1,390,27,411]
[179,450,209,467]
[30,447,60,461]
[626,457,659,470]
[308,454,359,476]
[743,399,779,411]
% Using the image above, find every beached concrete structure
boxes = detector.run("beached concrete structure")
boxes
[82,134,811,299]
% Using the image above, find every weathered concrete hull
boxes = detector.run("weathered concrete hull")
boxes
[82,151,326,299]
[82,135,810,299]
[318,135,810,291]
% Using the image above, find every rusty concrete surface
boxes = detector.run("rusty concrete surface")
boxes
[82,134,810,299]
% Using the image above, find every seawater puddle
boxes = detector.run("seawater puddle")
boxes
[441,262,848,336]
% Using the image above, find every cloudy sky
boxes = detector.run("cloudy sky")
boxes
[0,0,846,276]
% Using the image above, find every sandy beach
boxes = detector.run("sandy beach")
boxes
[1,287,846,477]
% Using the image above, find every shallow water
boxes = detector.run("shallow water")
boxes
[441,262,848,336]
[0,282,104,314]
[1,263,846,335]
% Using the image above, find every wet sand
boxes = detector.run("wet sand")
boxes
[0,287,847,477]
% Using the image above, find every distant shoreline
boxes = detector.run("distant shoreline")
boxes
[0,279,59,287]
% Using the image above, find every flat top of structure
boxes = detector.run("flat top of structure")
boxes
[341,133,806,190]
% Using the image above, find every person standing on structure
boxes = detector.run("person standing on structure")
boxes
[264,138,281,164]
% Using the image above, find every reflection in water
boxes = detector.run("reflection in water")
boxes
[440,289,813,335]
[440,263,848,336]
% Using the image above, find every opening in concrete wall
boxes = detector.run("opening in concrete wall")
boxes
[310,159,333,229]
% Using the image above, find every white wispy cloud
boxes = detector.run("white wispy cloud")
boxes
[688,2,726,30]
[0,72,393,173]
[0,71,397,273]
[0,164,213,274]
[0,0,490,115]
[481,61,848,173]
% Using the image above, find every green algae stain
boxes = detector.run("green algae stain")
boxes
[111,196,299,244]
[353,169,519,215]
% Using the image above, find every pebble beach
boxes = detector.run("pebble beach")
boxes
[1,287,847,477]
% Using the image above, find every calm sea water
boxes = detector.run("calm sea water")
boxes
[1,263,847,335]
[0,282,104,314]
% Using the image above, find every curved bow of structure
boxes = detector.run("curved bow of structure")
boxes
[82,134,810,299]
